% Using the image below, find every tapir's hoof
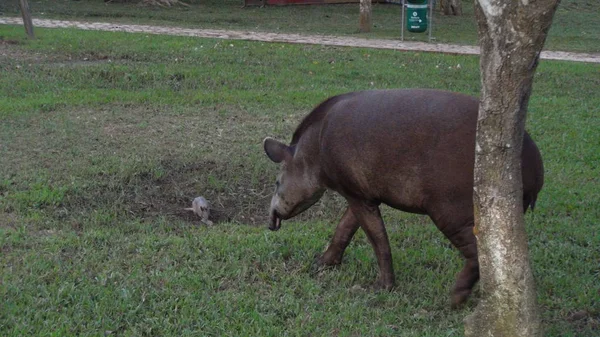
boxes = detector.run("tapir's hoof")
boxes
[451,289,471,309]
[311,253,339,275]
[372,279,394,292]
[315,251,343,267]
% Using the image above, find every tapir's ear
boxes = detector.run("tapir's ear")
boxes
[263,137,293,163]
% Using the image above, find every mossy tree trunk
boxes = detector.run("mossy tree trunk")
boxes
[359,0,372,33]
[465,0,560,336]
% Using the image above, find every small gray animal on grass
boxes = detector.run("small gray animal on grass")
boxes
[184,196,213,226]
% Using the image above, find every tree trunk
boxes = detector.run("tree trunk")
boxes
[19,0,35,39]
[439,0,462,16]
[464,1,560,336]
[359,0,372,33]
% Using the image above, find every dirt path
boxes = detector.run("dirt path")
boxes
[1,17,599,63]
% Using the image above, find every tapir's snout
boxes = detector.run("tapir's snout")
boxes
[267,189,325,231]
[269,210,282,231]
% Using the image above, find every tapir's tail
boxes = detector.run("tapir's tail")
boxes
[524,137,544,213]
[525,192,538,212]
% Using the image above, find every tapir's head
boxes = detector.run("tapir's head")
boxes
[263,137,325,231]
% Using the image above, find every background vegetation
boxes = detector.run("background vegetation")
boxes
[1,0,599,52]
[1,1,599,336]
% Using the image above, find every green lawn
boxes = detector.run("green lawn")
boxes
[1,0,599,52]
[0,23,599,336]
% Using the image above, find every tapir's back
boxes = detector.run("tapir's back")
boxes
[318,89,542,214]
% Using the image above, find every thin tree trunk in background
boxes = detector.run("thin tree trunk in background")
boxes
[19,0,35,39]
[439,0,462,15]
[359,0,372,33]
[464,0,560,336]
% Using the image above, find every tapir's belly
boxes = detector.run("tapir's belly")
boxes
[321,150,474,214]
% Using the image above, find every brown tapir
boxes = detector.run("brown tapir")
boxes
[263,89,544,307]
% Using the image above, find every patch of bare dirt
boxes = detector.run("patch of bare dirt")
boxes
[127,158,273,225]
[0,38,20,45]
[57,155,346,227]
[0,39,30,61]
[54,157,276,227]
[0,211,20,229]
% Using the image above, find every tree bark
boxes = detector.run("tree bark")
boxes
[19,0,35,39]
[439,0,462,16]
[464,0,560,336]
[359,0,372,33]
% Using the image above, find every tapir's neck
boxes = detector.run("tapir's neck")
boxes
[294,123,325,190]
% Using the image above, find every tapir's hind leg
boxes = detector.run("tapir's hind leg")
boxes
[430,210,479,308]
[318,206,360,266]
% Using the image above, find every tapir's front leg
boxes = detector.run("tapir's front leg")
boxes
[319,206,360,266]
[350,200,395,290]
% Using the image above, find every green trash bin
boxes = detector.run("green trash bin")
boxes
[406,0,428,33]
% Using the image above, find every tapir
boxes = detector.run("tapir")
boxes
[263,89,544,307]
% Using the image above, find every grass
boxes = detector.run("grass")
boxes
[1,0,599,52]
[0,23,599,336]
